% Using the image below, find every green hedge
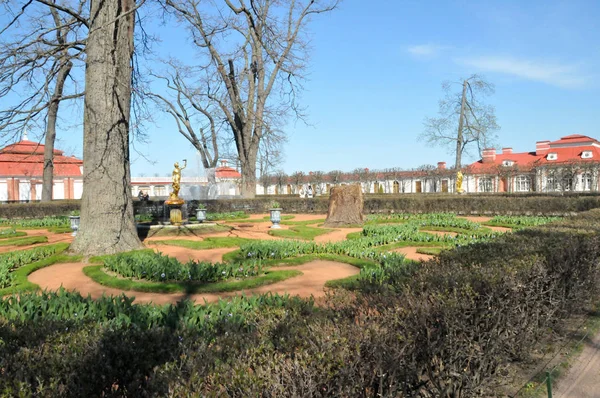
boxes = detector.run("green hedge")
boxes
[0,200,80,219]
[1,195,598,221]
[134,194,600,216]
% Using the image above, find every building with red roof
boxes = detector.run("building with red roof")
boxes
[464,134,600,193]
[0,133,83,201]
[256,134,600,196]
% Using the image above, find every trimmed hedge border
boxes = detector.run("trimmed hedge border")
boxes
[2,194,600,220]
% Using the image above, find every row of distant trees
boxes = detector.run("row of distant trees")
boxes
[261,159,600,194]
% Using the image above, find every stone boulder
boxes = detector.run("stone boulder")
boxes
[323,184,364,227]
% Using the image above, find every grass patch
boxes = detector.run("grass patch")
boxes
[418,225,494,235]
[376,240,448,252]
[280,218,326,226]
[83,265,302,294]
[0,243,76,295]
[0,231,27,239]
[149,237,251,250]
[142,224,231,238]
[269,225,333,240]
[416,247,444,255]
[482,222,520,229]
[0,235,48,247]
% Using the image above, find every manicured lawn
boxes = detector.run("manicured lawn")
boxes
[416,247,444,255]
[0,243,77,295]
[149,237,252,250]
[0,236,48,247]
[269,225,333,240]
[83,265,302,294]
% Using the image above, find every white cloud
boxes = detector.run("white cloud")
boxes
[407,44,448,57]
[456,55,587,89]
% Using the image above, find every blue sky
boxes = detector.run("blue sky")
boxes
[4,0,600,177]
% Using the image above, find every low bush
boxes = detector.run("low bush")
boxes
[103,250,263,283]
[0,216,69,228]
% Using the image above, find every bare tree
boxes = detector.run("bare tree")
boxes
[291,170,305,193]
[309,170,325,195]
[327,169,343,186]
[0,0,87,201]
[146,60,221,169]
[69,0,144,255]
[164,0,339,197]
[275,170,288,194]
[422,75,500,169]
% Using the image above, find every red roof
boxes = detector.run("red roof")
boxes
[0,139,83,177]
[469,134,600,173]
[215,166,241,179]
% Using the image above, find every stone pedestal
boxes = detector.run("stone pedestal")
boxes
[165,197,185,226]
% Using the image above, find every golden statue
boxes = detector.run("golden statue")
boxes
[456,170,464,193]
[167,159,187,203]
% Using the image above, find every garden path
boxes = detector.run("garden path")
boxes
[28,259,358,306]
[392,247,434,262]
[314,227,363,243]
[0,229,73,253]
[553,329,600,398]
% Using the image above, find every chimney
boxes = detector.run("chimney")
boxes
[502,148,513,155]
[536,141,550,156]
[220,159,227,167]
[481,148,496,164]
[437,161,446,170]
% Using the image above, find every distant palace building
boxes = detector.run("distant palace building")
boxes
[0,134,597,201]
[0,133,83,201]
[257,134,600,195]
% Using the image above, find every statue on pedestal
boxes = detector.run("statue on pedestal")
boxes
[456,170,464,193]
[167,159,187,203]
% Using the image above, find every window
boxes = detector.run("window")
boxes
[562,176,573,191]
[545,176,559,192]
[478,177,493,192]
[547,153,558,161]
[582,151,593,159]
[582,172,593,191]
[515,176,531,192]
[502,160,514,167]
[154,186,167,196]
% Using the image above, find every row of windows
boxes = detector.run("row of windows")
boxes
[478,173,596,192]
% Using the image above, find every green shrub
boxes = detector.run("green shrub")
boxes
[103,251,263,283]
[0,216,70,228]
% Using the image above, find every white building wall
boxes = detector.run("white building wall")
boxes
[0,181,7,201]
[19,181,31,200]
[74,180,83,199]
[53,181,64,200]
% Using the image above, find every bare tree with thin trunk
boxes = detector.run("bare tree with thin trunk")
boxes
[164,0,339,197]
[421,75,500,169]
[69,0,144,255]
[0,0,87,201]
[146,60,221,169]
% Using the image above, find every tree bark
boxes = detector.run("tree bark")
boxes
[42,60,73,202]
[455,79,468,170]
[70,0,143,255]
[239,145,258,198]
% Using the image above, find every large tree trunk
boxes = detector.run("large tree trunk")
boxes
[42,60,73,202]
[70,0,143,255]
[240,149,258,198]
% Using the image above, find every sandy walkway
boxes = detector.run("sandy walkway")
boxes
[28,260,359,305]
[314,227,363,243]
[392,247,434,262]
[554,329,600,397]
